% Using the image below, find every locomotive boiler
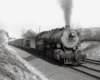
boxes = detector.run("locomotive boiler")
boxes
[35,25,86,65]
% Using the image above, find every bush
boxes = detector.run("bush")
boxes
[0,30,9,46]
[78,28,100,41]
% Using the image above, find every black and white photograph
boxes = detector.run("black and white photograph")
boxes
[0,0,100,80]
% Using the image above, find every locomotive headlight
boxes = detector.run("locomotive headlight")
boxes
[71,32,75,36]
[69,32,75,38]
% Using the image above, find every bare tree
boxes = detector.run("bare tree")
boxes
[22,29,36,38]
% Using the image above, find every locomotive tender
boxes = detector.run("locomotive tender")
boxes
[35,25,86,64]
[9,25,86,65]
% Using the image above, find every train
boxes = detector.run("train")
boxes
[9,25,86,65]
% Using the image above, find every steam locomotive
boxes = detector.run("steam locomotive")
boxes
[35,25,86,65]
[9,25,86,65]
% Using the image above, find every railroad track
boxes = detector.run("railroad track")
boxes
[69,64,100,79]
[85,59,100,65]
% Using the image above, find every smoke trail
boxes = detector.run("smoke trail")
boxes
[59,0,73,26]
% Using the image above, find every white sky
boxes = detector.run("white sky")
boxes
[0,0,100,38]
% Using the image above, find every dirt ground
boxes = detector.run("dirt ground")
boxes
[10,46,94,80]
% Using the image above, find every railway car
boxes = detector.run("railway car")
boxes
[35,25,86,65]
[12,39,24,48]
[23,39,30,49]
[9,37,36,52]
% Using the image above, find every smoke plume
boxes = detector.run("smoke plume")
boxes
[59,0,73,26]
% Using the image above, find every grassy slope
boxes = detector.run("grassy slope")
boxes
[0,45,42,80]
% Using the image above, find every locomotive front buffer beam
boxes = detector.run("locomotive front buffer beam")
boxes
[54,49,85,65]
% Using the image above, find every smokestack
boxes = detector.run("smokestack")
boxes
[59,0,73,26]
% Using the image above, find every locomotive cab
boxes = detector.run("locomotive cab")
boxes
[35,38,45,55]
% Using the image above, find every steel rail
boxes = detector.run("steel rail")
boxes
[81,65,100,72]
[86,59,100,63]
[85,59,100,65]
[70,66,100,79]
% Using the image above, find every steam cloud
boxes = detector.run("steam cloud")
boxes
[59,0,73,25]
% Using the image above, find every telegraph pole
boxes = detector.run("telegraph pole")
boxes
[39,26,41,33]
[36,28,37,34]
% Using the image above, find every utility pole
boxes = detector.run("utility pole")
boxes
[39,26,41,33]
[36,28,37,34]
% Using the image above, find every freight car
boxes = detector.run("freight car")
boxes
[35,25,86,65]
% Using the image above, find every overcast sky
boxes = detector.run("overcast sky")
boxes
[0,0,100,38]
